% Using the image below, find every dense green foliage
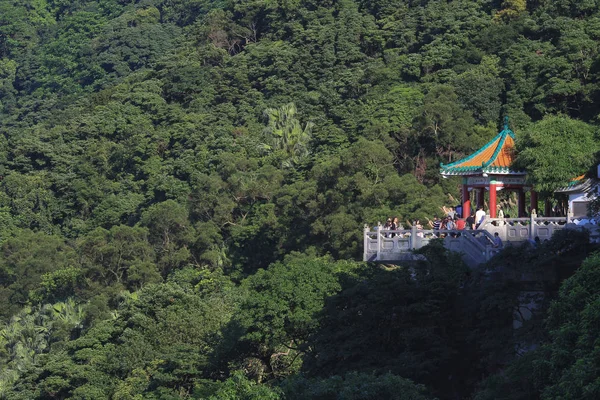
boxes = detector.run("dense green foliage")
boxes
[474,245,600,400]
[515,116,600,196]
[2,0,600,398]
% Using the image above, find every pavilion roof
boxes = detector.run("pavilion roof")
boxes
[440,118,525,177]
[555,174,595,194]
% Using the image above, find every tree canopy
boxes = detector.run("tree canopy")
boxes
[1,0,600,398]
[515,115,599,196]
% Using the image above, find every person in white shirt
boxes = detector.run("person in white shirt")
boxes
[497,205,505,226]
[446,206,456,221]
[475,206,486,229]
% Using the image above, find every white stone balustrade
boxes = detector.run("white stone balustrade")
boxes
[363,216,598,265]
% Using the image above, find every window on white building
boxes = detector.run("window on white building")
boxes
[572,201,589,216]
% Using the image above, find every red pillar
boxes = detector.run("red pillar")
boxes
[518,189,526,217]
[489,182,497,218]
[462,184,471,218]
[530,190,538,215]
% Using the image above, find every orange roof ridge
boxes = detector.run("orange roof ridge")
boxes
[440,118,523,176]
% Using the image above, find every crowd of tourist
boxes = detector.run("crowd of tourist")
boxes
[374,203,581,254]
[381,205,493,238]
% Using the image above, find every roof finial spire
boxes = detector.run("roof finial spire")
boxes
[503,115,509,131]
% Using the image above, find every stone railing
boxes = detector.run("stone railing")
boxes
[442,230,497,267]
[567,216,600,243]
[480,216,568,243]
[363,224,497,266]
[363,225,436,262]
[363,215,600,265]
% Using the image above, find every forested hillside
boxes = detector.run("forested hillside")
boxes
[1,0,600,398]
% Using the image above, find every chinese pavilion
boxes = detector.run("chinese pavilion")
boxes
[440,118,536,218]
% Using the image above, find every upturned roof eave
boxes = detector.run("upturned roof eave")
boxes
[439,132,504,171]
[555,178,595,194]
[440,118,518,175]
[440,164,527,176]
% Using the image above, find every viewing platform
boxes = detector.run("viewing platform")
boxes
[363,216,599,267]
[366,116,600,267]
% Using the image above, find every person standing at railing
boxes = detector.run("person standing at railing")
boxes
[384,218,393,238]
[431,216,441,231]
[456,218,466,230]
[446,206,457,221]
[492,232,503,249]
[497,205,505,226]
[466,214,475,230]
[528,236,540,248]
[414,219,424,238]
[475,206,486,229]
[391,217,400,237]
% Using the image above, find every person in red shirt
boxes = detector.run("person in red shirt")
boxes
[456,218,466,230]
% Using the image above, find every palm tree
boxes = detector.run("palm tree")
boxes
[49,299,84,330]
[0,301,85,396]
[262,103,314,168]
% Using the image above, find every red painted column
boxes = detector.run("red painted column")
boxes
[489,182,497,218]
[462,182,471,218]
[530,190,538,215]
[518,189,526,217]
